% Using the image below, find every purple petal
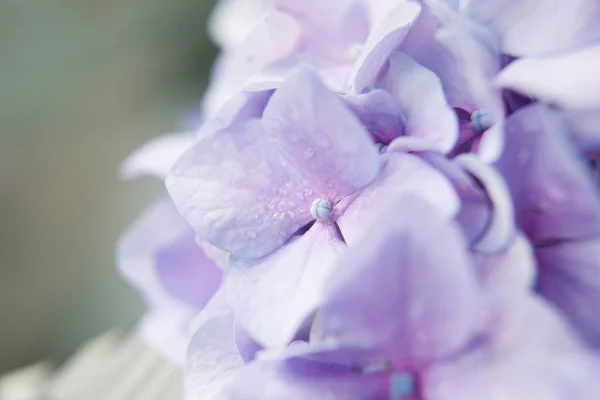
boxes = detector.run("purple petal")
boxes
[400,2,502,115]
[365,0,411,28]
[316,196,479,369]
[566,109,600,151]
[118,196,222,315]
[471,234,537,292]
[185,313,244,400]
[262,68,380,199]
[202,9,302,117]
[423,295,599,400]
[419,152,490,247]
[496,44,600,110]
[275,0,369,63]
[455,154,515,253]
[207,0,270,50]
[342,89,405,145]
[495,105,600,347]
[197,89,273,139]
[336,152,460,246]
[226,223,346,347]
[349,1,421,94]
[118,197,222,363]
[233,319,263,364]
[537,238,600,348]
[243,53,353,93]
[120,133,195,180]
[465,0,600,56]
[378,51,458,153]
[167,119,314,259]
[137,309,193,366]
[495,104,600,245]
[225,358,391,400]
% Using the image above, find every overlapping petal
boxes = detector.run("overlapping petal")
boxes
[315,196,479,369]
[117,197,222,363]
[495,104,600,244]
[378,51,458,153]
[495,104,600,347]
[225,358,390,400]
[464,0,600,56]
[424,295,599,400]
[226,223,346,347]
[167,69,378,259]
[336,152,460,246]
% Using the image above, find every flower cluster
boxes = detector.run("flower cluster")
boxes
[118,0,600,398]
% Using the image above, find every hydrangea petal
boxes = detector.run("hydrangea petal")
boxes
[495,104,600,244]
[566,109,600,150]
[225,358,391,400]
[207,0,270,50]
[137,308,193,366]
[342,89,406,145]
[378,52,458,153]
[118,197,223,363]
[317,196,479,369]
[349,0,422,93]
[233,319,263,364]
[336,152,460,247]
[496,44,600,111]
[167,119,314,259]
[424,295,599,400]
[455,154,515,253]
[262,68,380,198]
[400,1,501,118]
[471,234,537,292]
[419,152,490,247]
[202,8,302,116]
[185,313,244,400]
[464,0,600,56]
[197,89,273,140]
[537,238,600,348]
[275,0,369,63]
[243,53,353,93]
[120,133,196,180]
[117,197,221,312]
[226,223,346,347]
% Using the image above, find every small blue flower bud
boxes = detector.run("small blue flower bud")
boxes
[310,198,332,220]
[471,109,492,133]
[390,373,415,399]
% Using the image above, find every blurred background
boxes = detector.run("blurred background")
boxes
[0,0,217,372]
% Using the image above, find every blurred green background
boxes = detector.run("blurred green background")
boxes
[0,0,217,371]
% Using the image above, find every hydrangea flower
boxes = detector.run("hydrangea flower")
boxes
[166,68,460,347]
[116,0,600,397]
[186,197,599,399]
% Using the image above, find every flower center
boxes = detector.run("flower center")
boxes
[470,109,492,133]
[390,372,415,399]
[310,198,332,220]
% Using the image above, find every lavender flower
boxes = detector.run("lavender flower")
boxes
[196,197,598,399]
[116,0,600,397]
[166,69,459,347]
